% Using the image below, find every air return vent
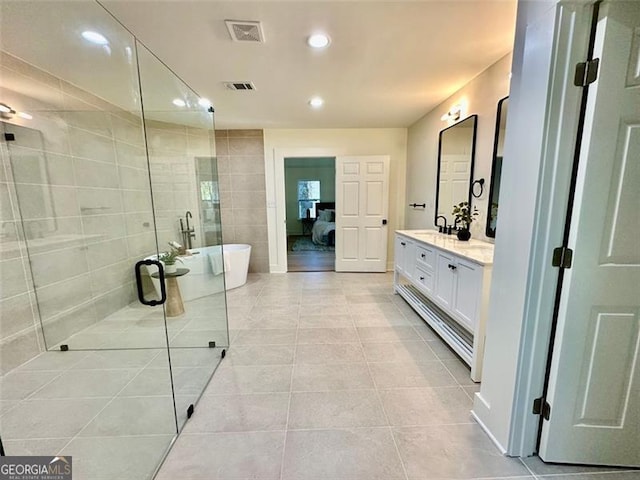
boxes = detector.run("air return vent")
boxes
[224,82,256,91]
[225,20,264,43]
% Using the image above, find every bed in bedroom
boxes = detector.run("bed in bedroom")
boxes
[311,202,336,247]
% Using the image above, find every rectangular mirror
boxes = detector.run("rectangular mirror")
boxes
[435,114,478,228]
[486,97,508,237]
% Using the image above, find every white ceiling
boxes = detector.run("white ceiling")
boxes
[100,0,517,129]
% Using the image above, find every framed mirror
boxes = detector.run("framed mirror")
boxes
[486,97,508,237]
[435,114,478,228]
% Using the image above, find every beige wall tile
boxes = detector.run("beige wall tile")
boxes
[0,329,42,374]
[0,293,37,338]
[228,136,263,155]
[115,141,147,170]
[29,246,89,288]
[231,191,266,209]
[0,258,30,300]
[230,174,266,192]
[228,129,263,137]
[74,159,119,188]
[87,238,128,271]
[77,187,121,215]
[68,127,116,163]
[232,208,267,226]
[36,274,93,321]
[228,156,266,175]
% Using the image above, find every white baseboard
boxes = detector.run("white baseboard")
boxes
[471,409,507,455]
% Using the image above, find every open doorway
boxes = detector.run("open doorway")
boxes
[284,157,336,272]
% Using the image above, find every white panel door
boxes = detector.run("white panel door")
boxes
[539,0,640,467]
[335,156,389,272]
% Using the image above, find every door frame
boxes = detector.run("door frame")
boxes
[507,0,600,457]
[269,147,341,273]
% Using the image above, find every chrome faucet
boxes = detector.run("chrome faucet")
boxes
[181,211,196,249]
[435,215,448,234]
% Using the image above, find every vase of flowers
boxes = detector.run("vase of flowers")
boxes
[159,244,183,274]
[452,201,479,241]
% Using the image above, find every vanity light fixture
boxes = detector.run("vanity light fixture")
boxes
[307,33,330,49]
[172,98,186,107]
[81,30,109,46]
[309,97,324,108]
[0,103,12,114]
[17,112,33,120]
[440,104,462,122]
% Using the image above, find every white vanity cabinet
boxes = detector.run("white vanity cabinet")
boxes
[394,231,494,382]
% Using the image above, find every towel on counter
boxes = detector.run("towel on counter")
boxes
[208,247,231,275]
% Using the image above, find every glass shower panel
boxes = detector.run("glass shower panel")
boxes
[0,2,178,478]
[136,42,228,429]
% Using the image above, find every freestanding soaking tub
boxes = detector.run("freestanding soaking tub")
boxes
[145,244,251,302]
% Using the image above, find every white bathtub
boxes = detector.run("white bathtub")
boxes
[145,244,251,302]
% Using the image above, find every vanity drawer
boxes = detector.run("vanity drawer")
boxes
[414,265,434,295]
[416,245,435,271]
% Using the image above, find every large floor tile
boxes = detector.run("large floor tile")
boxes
[222,344,295,366]
[242,314,299,329]
[379,386,473,426]
[3,438,72,456]
[299,313,354,328]
[73,349,162,370]
[282,428,405,480]
[79,396,177,436]
[369,361,457,388]
[155,431,285,480]
[288,390,387,429]
[31,369,138,399]
[356,326,422,343]
[296,327,359,344]
[442,358,475,386]
[207,365,292,394]
[1,398,110,439]
[233,328,297,345]
[362,340,438,364]
[0,371,60,400]
[183,393,289,433]
[393,424,530,479]
[61,434,174,480]
[17,351,89,371]
[291,363,374,391]
[295,343,365,364]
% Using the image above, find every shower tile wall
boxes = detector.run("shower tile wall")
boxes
[215,130,269,273]
[0,52,154,372]
[145,119,214,250]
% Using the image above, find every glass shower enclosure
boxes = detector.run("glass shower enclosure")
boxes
[0,1,227,478]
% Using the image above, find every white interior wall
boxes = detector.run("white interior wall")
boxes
[405,54,512,241]
[472,0,561,453]
[264,129,407,273]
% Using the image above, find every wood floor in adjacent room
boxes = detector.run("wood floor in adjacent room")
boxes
[287,235,335,272]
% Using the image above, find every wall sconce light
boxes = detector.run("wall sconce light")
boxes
[440,104,462,122]
[0,102,32,120]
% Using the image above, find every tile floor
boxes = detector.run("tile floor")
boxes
[0,292,228,479]
[155,272,639,480]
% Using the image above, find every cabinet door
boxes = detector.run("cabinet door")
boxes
[403,241,416,280]
[435,252,456,309]
[394,236,406,273]
[452,258,482,331]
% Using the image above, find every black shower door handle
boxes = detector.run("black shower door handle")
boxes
[134,260,166,306]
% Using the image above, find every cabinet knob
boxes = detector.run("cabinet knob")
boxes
[421,253,425,258]
[419,276,425,281]
[401,242,406,246]
[448,264,457,270]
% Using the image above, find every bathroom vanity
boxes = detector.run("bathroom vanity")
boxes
[394,230,494,381]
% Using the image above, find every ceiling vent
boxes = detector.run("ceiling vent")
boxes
[224,82,256,91]
[225,20,264,43]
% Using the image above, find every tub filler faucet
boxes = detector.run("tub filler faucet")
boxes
[180,211,196,249]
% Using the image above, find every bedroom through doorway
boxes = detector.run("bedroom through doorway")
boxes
[284,157,336,272]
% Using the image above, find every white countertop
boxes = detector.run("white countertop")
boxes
[396,229,495,266]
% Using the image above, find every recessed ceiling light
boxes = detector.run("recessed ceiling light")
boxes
[309,97,324,108]
[81,31,109,46]
[172,98,186,107]
[198,98,212,108]
[307,33,330,49]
